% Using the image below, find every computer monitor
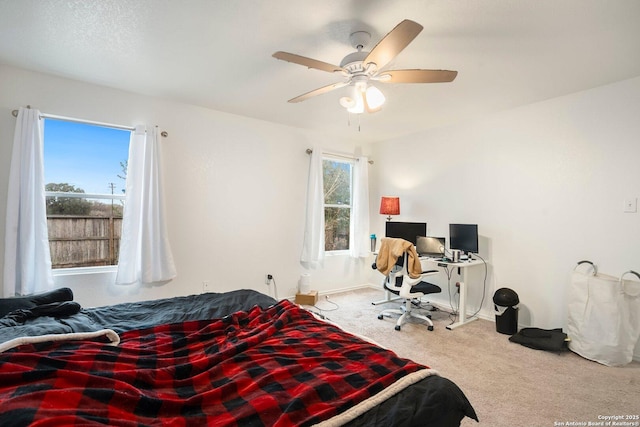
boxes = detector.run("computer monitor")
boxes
[449,224,479,255]
[385,222,427,245]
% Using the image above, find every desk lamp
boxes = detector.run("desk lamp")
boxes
[379,197,400,221]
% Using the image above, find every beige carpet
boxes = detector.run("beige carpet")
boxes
[306,287,640,427]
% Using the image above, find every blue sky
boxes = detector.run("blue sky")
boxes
[43,119,130,195]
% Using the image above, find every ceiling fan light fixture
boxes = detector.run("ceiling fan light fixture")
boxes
[365,85,385,111]
[347,93,365,114]
[341,83,384,114]
[339,96,356,109]
[340,85,364,114]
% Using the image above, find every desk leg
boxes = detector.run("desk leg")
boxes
[446,268,479,330]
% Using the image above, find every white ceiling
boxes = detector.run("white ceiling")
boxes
[1,0,640,143]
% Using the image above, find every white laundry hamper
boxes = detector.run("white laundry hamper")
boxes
[567,261,640,366]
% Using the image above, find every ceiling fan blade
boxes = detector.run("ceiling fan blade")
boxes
[378,69,458,83]
[288,81,349,103]
[363,19,423,72]
[273,51,345,74]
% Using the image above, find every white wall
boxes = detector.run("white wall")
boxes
[2,64,638,358]
[0,64,372,307]
[369,76,640,357]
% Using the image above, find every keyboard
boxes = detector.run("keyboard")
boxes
[419,255,444,261]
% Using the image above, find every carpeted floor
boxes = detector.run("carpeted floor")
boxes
[304,287,640,427]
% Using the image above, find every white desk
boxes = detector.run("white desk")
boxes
[420,257,486,330]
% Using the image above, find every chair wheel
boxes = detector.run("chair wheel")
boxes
[378,314,384,320]
[428,325,434,331]
[395,325,401,331]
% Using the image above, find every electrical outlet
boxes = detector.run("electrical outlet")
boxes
[202,281,210,292]
[624,198,637,213]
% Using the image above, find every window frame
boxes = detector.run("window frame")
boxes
[43,118,131,275]
[322,156,354,254]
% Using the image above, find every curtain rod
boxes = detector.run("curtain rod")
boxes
[306,148,374,164]
[11,106,168,137]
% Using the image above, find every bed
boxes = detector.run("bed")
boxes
[0,288,478,426]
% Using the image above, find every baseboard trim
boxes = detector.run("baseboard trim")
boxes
[285,283,374,302]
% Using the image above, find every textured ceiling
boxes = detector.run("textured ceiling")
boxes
[1,0,640,143]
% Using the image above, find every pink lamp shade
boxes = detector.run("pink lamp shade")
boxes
[379,197,400,221]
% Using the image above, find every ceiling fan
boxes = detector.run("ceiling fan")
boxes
[273,19,457,114]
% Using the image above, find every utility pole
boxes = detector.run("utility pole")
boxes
[108,182,116,215]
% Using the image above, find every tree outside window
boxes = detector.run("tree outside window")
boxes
[323,159,352,251]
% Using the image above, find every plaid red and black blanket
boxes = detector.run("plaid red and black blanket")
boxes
[0,299,428,426]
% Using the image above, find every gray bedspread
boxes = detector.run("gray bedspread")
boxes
[0,289,277,343]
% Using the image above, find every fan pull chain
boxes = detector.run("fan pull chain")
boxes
[345,112,362,132]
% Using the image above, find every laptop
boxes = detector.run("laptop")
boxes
[416,236,446,258]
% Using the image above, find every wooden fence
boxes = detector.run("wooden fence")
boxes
[47,216,122,269]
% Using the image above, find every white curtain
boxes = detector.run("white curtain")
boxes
[350,156,370,258]
[116,126,176,285]
[300,148,325,269]
[3,107,54,296]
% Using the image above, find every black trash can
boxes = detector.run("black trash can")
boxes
[493,288,519,335]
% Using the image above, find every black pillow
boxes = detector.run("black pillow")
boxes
[0,288,74,318]
[3,301,82,323]
[509,327,569,352]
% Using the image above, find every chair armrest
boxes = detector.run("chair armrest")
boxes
[398,275,416,297]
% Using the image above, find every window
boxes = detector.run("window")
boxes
[43,119,130,269]
[323,158,353,251]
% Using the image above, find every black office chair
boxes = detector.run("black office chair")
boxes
[372,251,441,331]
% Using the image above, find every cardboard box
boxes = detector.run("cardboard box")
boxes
[295,290,318,305]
